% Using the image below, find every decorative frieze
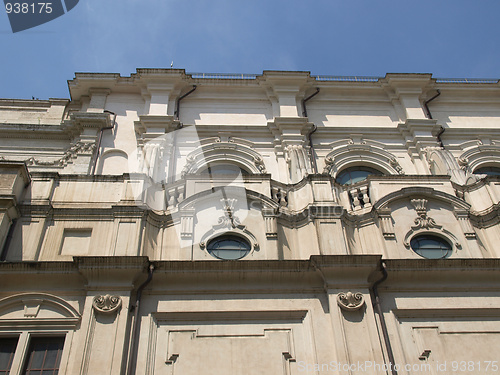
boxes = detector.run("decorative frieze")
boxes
[24,141,96,167]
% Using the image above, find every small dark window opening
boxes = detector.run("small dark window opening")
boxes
[198,164,249,177]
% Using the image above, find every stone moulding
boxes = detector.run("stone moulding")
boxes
[458,143,500,173]
[337,291,365,311]
[180,138,267,176]
[323,140,404,177]
[92,294,122,314]
[0,293,81,328]
[24,141,96,167]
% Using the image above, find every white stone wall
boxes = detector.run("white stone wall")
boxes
[1,70,500,375]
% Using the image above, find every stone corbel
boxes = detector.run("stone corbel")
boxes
[337,292,365,311]
[92,294,122,315]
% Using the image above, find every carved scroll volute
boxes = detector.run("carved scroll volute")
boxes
[92,294,122,315]
[337,292,365,311]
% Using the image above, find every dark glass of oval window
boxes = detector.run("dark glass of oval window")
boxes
[199,164,249,176]
[336,167,383,185]
[410,234,452,259]
[207,235,251,260]
[473,166,500,176]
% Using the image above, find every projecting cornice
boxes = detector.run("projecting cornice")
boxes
[0,112,111,140]
[382,258,500,290]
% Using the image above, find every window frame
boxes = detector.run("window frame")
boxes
[206,234,252,260]
[335,166,384,186]
[410,233,453,259]
[473,165,500,176]
[0,331,70,375]
[0,293,80,375]
[0,336,19,374]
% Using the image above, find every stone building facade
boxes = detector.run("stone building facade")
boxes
[1,69,500,374]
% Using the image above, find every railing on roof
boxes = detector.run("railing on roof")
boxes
[188,72,498,84]
[190,73,257,79]
[190,73,383,82]
[313,75,380,82]
[435,78,499,84]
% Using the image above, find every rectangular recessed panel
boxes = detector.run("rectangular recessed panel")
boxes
[60,229,92,256]
[150,311,315,375]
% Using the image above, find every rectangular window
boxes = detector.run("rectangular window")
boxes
[22,337,64,375]
[0,337,19,374]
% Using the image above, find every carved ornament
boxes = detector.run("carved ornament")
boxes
[337,292,365,311]
[92,294,122,314]
[25,141,96,167]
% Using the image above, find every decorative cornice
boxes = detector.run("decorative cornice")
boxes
[134,115,180,138]
[70,112,111,129]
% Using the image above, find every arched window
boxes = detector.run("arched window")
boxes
[198,163,249,177]
[206,234,251,260]
[473,166,500,176]
[336,166,383,185]
[410,234,452,259]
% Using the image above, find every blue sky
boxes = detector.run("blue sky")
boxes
[1,0,500,99]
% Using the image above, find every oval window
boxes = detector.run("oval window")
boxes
[410,234,452,259]
[206,235,251,260]
[336,166,383,185]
